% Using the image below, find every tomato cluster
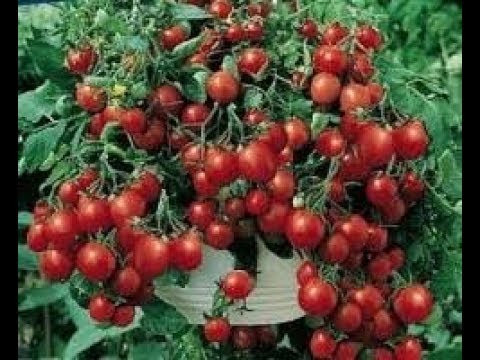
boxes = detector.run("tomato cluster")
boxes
[33,0,436,357]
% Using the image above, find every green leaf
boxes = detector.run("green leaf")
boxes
[171,329,206,360]
[311,113,337,137]
[63,292,91,328]
[18,211,32,229]
[18,244,38,271]
[140,298,187,335]
[129,342,167,360]
[221,55,239,79]
[428,346,462,360]
[63,326,106,360]
[431,251,462,298]
[23,121,66,172]
[40,160,76,192]
[243,88,264,109]
[437,149,462,199]
[170,3,212,20]
[18,283,68,311]
[18,81,64,126]
[172,34,204,60]
[181,70,208,103]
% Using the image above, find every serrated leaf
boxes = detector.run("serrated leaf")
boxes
[431,251,462,299]
[40,160,75,192]
[140,299,188,335]
[437,149,462,199]
[18,283,68,311]
[18,211,32,229]
[172,329,206,360]
[18,244,38,271]
[221,55,239,79]
[172,34,204,60]
[23,121,66,172]
[170,3,212,20]
[129,342,167,360]
[181,70,208,103]
[311,113,336,137]
[243,88,264,109]
[18,81,64,125]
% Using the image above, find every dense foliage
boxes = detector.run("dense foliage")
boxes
[18,1,461,359]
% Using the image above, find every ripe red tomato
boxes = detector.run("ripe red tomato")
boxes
[315,129,346,157]
[238,141,277,182]
[257,200,290,234]
[66,45,97,75]
[334,302,363,333]
[112,305,135,327]
[78,197,112,233]
[335,215,368,252]
[204,147,238,185]
[298,278,337,316]
[206,71,240,104]
[310,72,341,105]
[129,281,154,305]
[367,82,384,105]
[277,146,294,165]
[340,83,371,112]
[77,168,98,189]
[133,235,169,279]
[181,143,204,173]
[400,172,425,204]
[75,84,106,113]
[192,170,219,197]
[284,117,310,150]
[187,200,216,230]
[160,25,187,50]
[393,120,429,160]
[373,348,394,360]
[222,270,254,300]
[58,180,80,205]
[167,129,191,150]
[244,21,264,42]
[356,25,383,51]
[181,103,211,127]
[76,242,116,281]
[88,294,115,322]
[350,285,385,319]
[243,109,269,126]
[339,113,368,142]
[224,197,246,220]
[132,119,166,149]
[205,221,234,249]
[40,249,73,281]
[313,45,348,75]
[116,223,146,253]
[209,0,232,18]
[232,326,257,349]
[334,341,361,360]
[225,23,244,43]
[299,19,318,39]
[328,177,345,203]
[27,222,48,252]
[245,189,270,215]
[267,169,295,201]
[380,197,406,224]
[129,171,161,203]
[238,48,269,76]
[372,309,398,341]
[366,174,398,208]
[357,124,395,168]
[388,247,405,270]
[170,231,203,271]
[149,85,184,116]
[257,122,288,153]
[394,337,422,360]
[110,190,147,227]
[321,22,348,45]
[393,284,433,324]
[255,325,276,348]
[366,224,388,252]
[33,200,52,221]
[337,151,369,181]
[310,329,337,359]
[204,317,231,343]
[322,233,350,263]
[120,108,147,134]
[45,210,79,250]
[246,1,270,17]
[350,52,374,83]
[296,260,318,286]
[285,209,325,249]
[368,253,393,281]
[113,266,141,297]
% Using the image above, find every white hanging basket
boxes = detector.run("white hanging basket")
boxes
[156,238,305,325]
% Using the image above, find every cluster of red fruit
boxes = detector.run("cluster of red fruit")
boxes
[39,0,436,357]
